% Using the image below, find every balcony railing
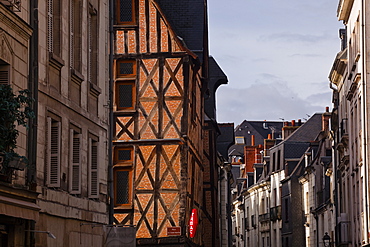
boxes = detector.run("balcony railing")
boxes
[270,206,281,221]
[259,213,270,222]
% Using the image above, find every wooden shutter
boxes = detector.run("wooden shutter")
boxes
[0,66,9,84]
[53,0,61,56]
[89,138,99,198]
[47,0,53,52]
[47,117,60,187]
[69,129,81,194]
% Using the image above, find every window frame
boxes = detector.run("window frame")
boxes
[115,81,136,110]
[113,147,133,207]
[114,167,133,207]
[116,0,136,25]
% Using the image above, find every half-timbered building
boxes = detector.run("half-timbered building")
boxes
[112,0,227,246]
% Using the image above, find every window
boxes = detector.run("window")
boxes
[89,138,99,198]
[47,0,62,56]
[114,147,133,206]
[116,0,136,25]
[116,81,135,110]
[47,116,61,187]
[277,150,281,170]
[116,60,136,78]
[69,129,81,194]
[235,136,245,145]
[70,0,82,71]
[88,5,98,84]
[115,60,136,111]
[0,62,10,84]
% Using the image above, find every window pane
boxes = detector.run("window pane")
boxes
[119,62,134,75]
[118,84,133,108]
[118,149,131,161]
[116,170,129,204]
[119,0,133,23]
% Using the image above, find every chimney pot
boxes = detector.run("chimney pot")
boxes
[291,120,295,126]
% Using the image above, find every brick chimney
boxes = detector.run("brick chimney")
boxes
[322,107,331,132]
[282,120,300,139]
[244,136,263,173]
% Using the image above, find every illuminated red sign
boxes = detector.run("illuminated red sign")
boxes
[189,209,198,238]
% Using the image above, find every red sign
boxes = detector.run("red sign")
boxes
[189,209,198,238]
[167,227,181,236]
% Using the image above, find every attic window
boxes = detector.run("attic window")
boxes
[235,136,245,145]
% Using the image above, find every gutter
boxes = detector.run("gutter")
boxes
[108,0,114,225]
[361,0,369,243]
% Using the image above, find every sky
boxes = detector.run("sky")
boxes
[208,0,344,125]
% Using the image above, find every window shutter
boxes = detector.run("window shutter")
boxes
[69,129,81,194]
[47,117,60,187]
[0,66,9,84]
[89,138,99,198]
[47,0,53,53]
[53,0,61,56]
[70,0,74,68]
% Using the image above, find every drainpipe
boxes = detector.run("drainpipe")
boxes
[108,0,114,225]
[27,0,38,190]
[28,1,38,246]
[329,82,339,244]
[361,0,369,243]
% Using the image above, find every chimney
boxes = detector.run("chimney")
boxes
[282,120,300,139]
[322,107,331,131]
[298,119,302,126]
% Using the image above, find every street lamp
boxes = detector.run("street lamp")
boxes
[323,232,331,247]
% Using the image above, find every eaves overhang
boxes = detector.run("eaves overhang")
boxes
[337,0,354,22]
[329,48,348,86]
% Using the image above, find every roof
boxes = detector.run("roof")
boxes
[216,123,235,159]
[205,57,228,119]
[283,113,322,143]
[155,0,205,52]
[229,120,283,157]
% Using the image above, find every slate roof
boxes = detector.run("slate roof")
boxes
[271,113,322,170]
[282,113,322,143]
[205,57,228,119]
[229,120,283,157]
[155,0,205,52]
[216,123,234,159]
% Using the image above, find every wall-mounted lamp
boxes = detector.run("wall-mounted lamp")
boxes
[322,232,331,247]
[26,230,56,239]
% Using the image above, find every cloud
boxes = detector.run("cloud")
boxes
[290,53,323,58]
[216,83,329,124]
[258,32,331,44]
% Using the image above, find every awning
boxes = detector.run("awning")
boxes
[0,195,40,221]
